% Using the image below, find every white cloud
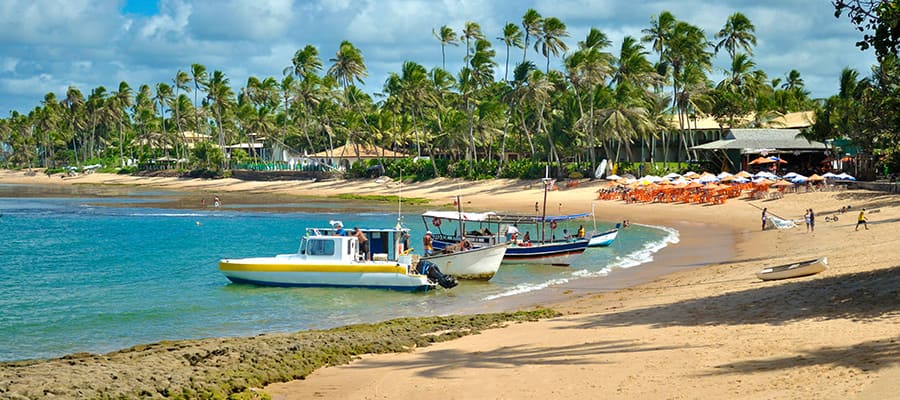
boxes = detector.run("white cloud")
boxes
[0,0,880,114]
[189,0,295,41]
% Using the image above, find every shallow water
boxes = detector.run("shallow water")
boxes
[0,186,674,362]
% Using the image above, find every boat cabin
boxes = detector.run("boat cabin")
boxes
[301,227,412,262]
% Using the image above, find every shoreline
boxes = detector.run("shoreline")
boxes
[2,169,899,399]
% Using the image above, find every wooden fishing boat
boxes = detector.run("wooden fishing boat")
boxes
[422,242,507,280]
[756,257,828,281]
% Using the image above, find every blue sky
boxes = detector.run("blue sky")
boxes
[0,0,877,115]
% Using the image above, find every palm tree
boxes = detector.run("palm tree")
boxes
[714,12,757,62]
[432,25,459,70]
[498,23,524,81]
[328,40,367,89]
[535,16,569,73]
[64,86,86,165]
[642,11,676,66]
[109,82,134,167]
[664,20,711,162]
[153,82,173,157]
[568,28,614,169]
[190,64,208,135]
[205,70,234,159]
[521,9,543,64]
[173,70,191,159]
[461,21,484,64]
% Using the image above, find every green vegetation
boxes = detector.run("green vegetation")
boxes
[0,309,558,399]
[0,5,897,180]
[335,193,431,205]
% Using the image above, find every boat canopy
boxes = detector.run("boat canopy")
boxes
[498,213,591,224]
[422,211,499,222]
[423,211,590,224]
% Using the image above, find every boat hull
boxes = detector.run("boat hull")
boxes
[423,242,507,280]
[588,229,618,247]
[218,257,432,291]
[756,257,828,281]
[503,240,589,266]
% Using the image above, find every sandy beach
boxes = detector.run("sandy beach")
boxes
[1,169,898,399]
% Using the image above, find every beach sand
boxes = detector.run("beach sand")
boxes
[1,169,898,399]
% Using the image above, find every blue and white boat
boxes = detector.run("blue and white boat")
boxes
[421,211,591,266]
[588,228,619,247]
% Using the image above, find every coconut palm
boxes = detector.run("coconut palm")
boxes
[521,9,543,63]
[108,82,134,167]
[205,70,234,158]
[461,21,485,64]
[715,12,757,62]
[190,64,208,135]
[63,86,86,165]
[535,16,569,73]
[432,25,459,70]
[498,23,524,81]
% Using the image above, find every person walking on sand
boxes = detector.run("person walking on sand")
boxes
[856,209,869,231]
[761,208,768,231]
[809,209,815,232]
[804,209,811,232]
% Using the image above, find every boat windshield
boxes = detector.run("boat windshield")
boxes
[306,238,336,256]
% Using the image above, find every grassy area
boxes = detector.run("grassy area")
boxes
[335,193,431,205]
[1,309,558,399]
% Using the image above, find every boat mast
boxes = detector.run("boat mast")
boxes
[541,165,551,244]
[457,194,465,243]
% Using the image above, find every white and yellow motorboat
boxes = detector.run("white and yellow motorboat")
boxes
[219,227,456,291]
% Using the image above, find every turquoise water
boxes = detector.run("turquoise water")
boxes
[0,186,674,362]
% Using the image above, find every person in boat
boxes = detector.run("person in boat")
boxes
[334,222,347,236]
[522,231,531,243]
[562,229,570,240]
[353,227,369,260]
[423,231,434,256]
[577,225,585,238]
[506,223,520,241]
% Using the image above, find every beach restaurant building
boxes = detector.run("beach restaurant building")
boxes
[308,143,409,171]
[690,128,828,173]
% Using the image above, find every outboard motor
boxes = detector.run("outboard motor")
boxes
[415,260,458,289]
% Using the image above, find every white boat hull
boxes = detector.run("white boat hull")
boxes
[423,243,506,280]
[756,257,828,281]
[588,229,618,247]
[219,256,432,291]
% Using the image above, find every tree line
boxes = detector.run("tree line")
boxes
[4,5,895,179]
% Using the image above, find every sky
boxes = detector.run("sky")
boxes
[0,0,878,116]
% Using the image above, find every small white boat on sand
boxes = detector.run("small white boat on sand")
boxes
[423,242,507,280]
[756,257,828,281]
[219,227,457,291]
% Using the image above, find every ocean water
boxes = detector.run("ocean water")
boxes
[0,185,676,362]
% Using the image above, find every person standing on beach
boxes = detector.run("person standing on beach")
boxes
[856,209,869,231]
[761,208,768,231]
[804,209,811,232]
[809,209,815,232]
[214,197,220,208]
